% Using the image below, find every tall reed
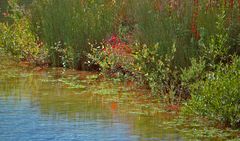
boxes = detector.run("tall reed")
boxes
[30,0,118,69]
[128,0,239,67]
[28,0,240,69]
[123,0,195,67]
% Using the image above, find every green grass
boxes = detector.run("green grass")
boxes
[29,0,118,69]
[26,0,240,69]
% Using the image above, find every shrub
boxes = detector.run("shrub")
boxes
[180,58,206,88]
[132,42,180,99]
[182,8,240,128]
[88,34,133,77]
[180,9,229,87]
[0,0,48,64]
[184,56,240,128]
[0,17,41,61]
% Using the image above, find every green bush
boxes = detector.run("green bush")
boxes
[132,42,179,98]
[0,17,41,61]
[184,56,240,128]
[181,8,240,128]
[180,58,206,87]
[180,9,229,87]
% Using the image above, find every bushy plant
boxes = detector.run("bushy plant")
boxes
[184,56,240,128]
[132,42,179,98]
[180,58,206,87]
[180,9,228,88]
[0,0,48,64]
[0,17,40,61]
[89,35,133,77]
[182,7,240,128]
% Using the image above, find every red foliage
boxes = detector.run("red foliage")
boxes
[103,34,132,55]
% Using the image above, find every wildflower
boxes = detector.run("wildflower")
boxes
[108,35,120,46]
[103,34,132,56]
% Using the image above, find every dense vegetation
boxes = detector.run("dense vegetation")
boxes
[0,0,239,128]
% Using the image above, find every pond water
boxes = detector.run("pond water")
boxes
[0,57,238,141]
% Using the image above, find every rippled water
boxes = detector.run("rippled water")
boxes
[0,57,238,141]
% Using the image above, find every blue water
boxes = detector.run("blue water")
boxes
[0,98,138,141]
[0,64,183,141]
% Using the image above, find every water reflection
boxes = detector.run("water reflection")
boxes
[0,58,185,141]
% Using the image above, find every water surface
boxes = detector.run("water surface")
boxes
[0,57,238,141]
